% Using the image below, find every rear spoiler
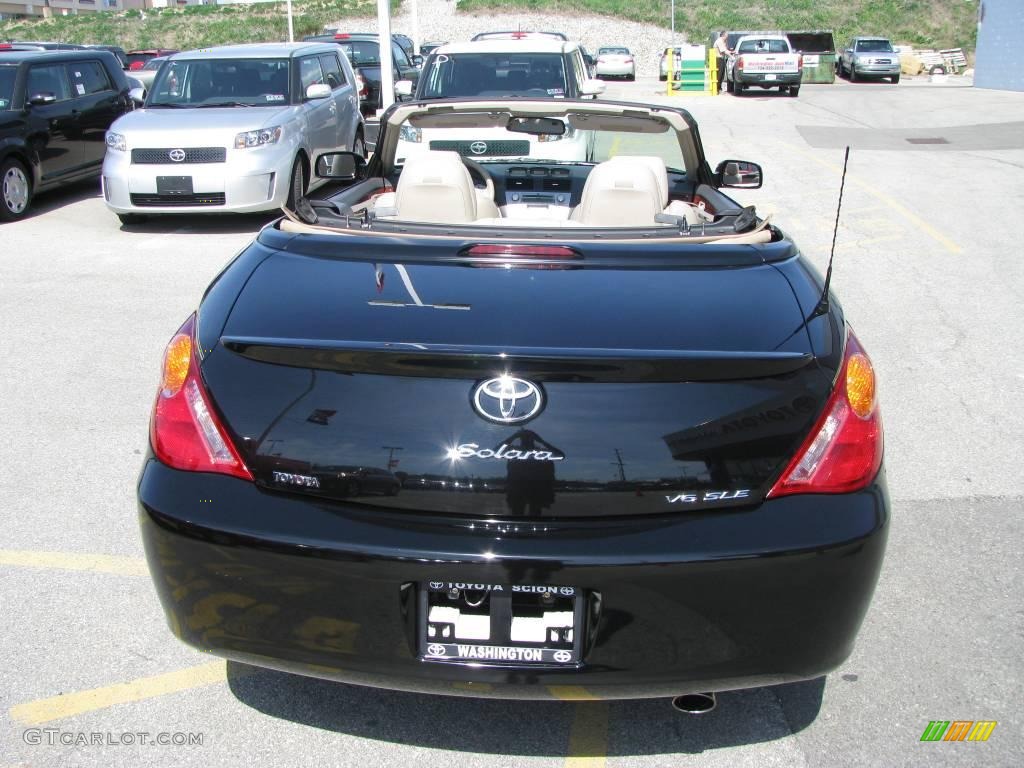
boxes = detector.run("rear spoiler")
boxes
[221,336,812,383]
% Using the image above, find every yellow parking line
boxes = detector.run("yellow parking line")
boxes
[781,141,962,254]
[0,549,148,577]
[9,661,227,725]
[563,702,610,768]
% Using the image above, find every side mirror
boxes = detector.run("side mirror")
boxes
[128,86,145,105]
[305,83,331,100]
[315,151,366,182]
[394,80,414,99]
[579,79,606,97]
[411,54,424,68]
[715,159,763,189]
[28,92,57,106]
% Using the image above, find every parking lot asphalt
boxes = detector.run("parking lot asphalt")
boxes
[2,76,1022,768]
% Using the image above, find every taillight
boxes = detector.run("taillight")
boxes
[798,54,804,70]
[624,58,634,63]
[767,328,882,497]
[150,314,252,481]
[737,56,745,71]
[462,244,581,269]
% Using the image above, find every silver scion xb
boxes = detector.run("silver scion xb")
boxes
[102,43,363,223]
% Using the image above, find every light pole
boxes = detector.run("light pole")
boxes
[383,445,404,470]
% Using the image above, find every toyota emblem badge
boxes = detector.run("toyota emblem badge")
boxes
[427,643,446,657]
[471,376,545,424]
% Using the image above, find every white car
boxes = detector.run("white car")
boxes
[395,38,602,166]
[595,47,635,80]
[102,43,364,224]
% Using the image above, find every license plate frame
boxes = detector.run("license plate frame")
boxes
[763,73,778,81]
[156,175,193,196]
[418,581,584,666]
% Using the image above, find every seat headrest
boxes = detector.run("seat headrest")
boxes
[394,150,478,224]
[571,159,663,227]
[608,155,669,206]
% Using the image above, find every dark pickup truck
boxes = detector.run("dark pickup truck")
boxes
[303,32,421,115]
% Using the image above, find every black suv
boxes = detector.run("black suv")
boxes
[0,50,132,221]
[303,32,421,115]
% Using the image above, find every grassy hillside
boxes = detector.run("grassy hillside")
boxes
[457,0,979,52]
[0,0,399,50]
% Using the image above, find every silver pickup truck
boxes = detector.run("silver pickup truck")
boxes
[838,37,900,83]
[726,35,803,97]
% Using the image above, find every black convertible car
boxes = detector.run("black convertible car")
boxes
[138,99,888,704]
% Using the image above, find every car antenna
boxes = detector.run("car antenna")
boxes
[810,145,850,319]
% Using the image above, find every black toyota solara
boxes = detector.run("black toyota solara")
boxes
[137,98,888,703]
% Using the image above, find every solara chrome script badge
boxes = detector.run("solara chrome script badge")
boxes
[471,376,544,424]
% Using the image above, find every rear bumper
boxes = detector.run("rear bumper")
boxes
[736,72,802,86]
[138,458,889,700]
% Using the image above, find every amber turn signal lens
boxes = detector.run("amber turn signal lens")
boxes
[161,333,192,397]
[845,353,875,418]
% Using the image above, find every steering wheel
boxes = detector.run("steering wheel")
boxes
[461,157,495,198]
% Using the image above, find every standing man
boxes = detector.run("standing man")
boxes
[714,31,732,93]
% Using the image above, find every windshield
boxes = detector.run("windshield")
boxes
[737,38,790,54]
[420,53,568,98]
[0,66,14,109]
[856,40,894,52]
[148,58,291,107]
[394,110,689,175]
[599,48,630,56]
[336,40,381,67]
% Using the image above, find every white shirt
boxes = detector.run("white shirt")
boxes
[714,37,730,56]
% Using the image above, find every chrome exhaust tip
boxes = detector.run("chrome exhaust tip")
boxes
[671,692,717,714]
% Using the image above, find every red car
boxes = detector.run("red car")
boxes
[125,48,178,71]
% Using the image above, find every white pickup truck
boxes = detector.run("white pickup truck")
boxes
[726,34,803,97]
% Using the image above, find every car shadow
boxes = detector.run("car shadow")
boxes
[117,211,278,235]
[226,662,824,755]
[23,178,103,219]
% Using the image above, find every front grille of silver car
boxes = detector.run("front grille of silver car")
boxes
[131,148,227,164]
[130,193,226,207]
[429,140,531,157]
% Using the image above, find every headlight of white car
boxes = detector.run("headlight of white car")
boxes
[399,124,422,143]
[234,126,282,149]
[105,131,126,152]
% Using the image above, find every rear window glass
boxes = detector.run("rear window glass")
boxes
[336,40,380,67]
[68,61,111,96]
[420,53,568,98]
[0,65,14,108]
[599,48,630,55]
[737,39,790,54]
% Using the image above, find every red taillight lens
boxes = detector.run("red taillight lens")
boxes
[462,244,581,270]
[737,56,745,70]
[624,58,634,63]
[798,54,804,69]
[150,314,252,481]
[767,329,882,497]
[334,32,350,40]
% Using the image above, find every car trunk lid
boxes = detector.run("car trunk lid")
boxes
[201,244,830,518]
